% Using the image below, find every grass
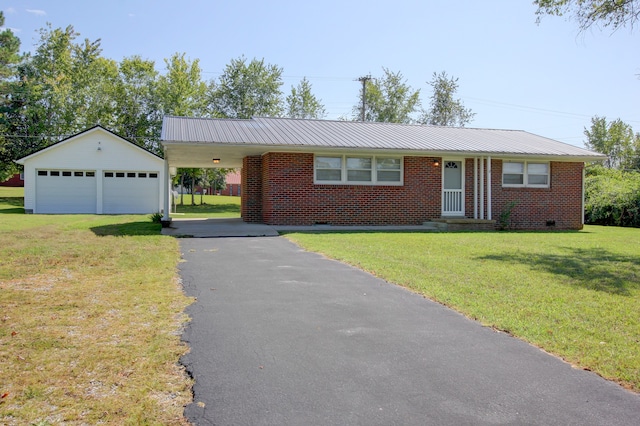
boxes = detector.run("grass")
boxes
[172,194,241,218]
[285,227,640,392]
[0,187,193,425]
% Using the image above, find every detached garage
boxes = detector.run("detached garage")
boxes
[17,126,165,214]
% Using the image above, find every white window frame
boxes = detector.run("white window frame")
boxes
[502,161,550,188]
[314,154,403,186]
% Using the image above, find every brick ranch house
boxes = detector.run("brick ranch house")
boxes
[160,116,606,230]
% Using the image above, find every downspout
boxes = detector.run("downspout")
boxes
[487,156,492,220]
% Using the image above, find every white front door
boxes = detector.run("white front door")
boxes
[442,160,464,216]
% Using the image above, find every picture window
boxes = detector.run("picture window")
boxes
[314,155,402,185]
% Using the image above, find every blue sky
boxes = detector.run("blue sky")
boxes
[3,0,639,147]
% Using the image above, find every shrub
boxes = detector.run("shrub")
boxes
[584,166,640,227]
[149,212,163,223]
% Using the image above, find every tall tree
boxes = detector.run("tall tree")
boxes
[113,56,163,153]
[286,77,326,119]
[584,116,639,169]
[0,11,22,180]
[352,68,421,123]
[534,0,640,32]
[419,71,475,127]
[157,52,208,117]
[209,56,284,119]
[4,24,115,148]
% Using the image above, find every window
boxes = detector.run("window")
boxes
[127,172,136,178]
[105,172,114,177]
[376,158,401,182]
[62,171,72,177]
[503,161,549,188]
[38,170,48,176]
[116,172,125,178]
[86,171,95,177]
[149,173,158,178]
[315,157,342,182]
[138,173,147,178]
[74,171,84,177]
[50,171,60,176]
[314,155,402,185]
[347,157,372,182]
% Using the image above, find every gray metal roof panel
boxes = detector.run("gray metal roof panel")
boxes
[161,115,605,158]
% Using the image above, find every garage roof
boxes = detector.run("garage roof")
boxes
[16,125,162,164]
[161,116,606,168]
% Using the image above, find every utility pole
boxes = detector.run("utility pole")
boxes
[357,75,372,122]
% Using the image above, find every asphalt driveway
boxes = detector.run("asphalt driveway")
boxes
[179,236,640,425]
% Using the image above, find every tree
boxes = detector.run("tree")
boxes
[203,168,235,195]
[157,52,208,117]
[0,11,22,180]
[286,77,326,119]
[352,68,421,123]
[419,71,475,127]
[208,56,284,119]
[3,24,116,153]
[113,56,163,153]
[584,116,638,169]
[534,0,640,32]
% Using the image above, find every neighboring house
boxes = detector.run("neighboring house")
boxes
[160,116,606,230]
[0,173,24,187]
[220,170,241,196]
[17,126,165,214]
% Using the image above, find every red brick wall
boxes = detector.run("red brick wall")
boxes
[474,159,583,230]
[242,153,585,230]
[257,153,441,226]
[241,156,263,222]
[220,184,241,196]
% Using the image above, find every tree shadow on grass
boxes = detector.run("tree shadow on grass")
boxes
[91,221,161,237]
[478,247,640,296]
[0,197,24,214]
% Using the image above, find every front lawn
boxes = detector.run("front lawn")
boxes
[285,227,640,392]
[0,187,193,424]
[172,194,241,218]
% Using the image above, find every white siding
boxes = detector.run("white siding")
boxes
[20,127,165,214]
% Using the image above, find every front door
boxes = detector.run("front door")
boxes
[442,160,464,216]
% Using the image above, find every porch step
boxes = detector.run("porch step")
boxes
[422,221,449,231]
[425,218,497,231]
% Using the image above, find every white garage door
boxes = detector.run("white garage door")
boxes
[102,171,159,214]
[36,170,97,214]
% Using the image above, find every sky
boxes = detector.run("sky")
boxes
[2,0,639,148]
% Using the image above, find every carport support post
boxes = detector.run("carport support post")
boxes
[162,158,171,222]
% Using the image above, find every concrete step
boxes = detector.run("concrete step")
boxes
[422,221,448,231]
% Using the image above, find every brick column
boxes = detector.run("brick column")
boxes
[241,156,263,223]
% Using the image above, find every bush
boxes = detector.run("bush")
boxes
[584,166,640,227]
[149,212,163,223]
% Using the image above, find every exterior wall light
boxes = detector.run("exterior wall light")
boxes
[433,159,440,167]
[212,158,221,164]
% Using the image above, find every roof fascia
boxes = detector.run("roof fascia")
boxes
[162,141,606,163]
[16,126,162,164]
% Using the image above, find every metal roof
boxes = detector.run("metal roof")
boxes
[161,115,605,161]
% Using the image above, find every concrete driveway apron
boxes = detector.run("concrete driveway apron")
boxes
[178,236,640,426]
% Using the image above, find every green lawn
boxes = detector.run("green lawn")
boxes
[172,194,241,218]
[285,227,640,392]
[0,187,192,424]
